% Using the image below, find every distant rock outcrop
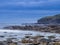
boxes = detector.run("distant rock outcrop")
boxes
[37,14,60,24]
[3,14,60,33]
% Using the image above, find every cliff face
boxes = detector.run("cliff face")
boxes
[37,14,60,24]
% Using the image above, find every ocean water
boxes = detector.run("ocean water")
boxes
[0,29,60,41]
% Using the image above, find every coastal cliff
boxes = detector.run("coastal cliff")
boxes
[38,14,60,24]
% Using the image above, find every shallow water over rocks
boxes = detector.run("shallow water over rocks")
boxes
[0,29,60,41]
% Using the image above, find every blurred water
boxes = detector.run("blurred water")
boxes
[0,29,60,41]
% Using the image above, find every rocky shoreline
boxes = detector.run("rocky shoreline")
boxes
[2,14,60,34]
[0,29,60,45]
[3,24,60,34]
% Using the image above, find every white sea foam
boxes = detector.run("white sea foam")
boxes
[0,29,60,40]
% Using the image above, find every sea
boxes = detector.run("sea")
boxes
[0,29,60,41]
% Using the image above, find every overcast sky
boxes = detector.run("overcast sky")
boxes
[0,0,60,24]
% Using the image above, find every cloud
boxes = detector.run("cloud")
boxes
[0,0,42,6]
[0,0,60,10]
[0,0,59,5]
